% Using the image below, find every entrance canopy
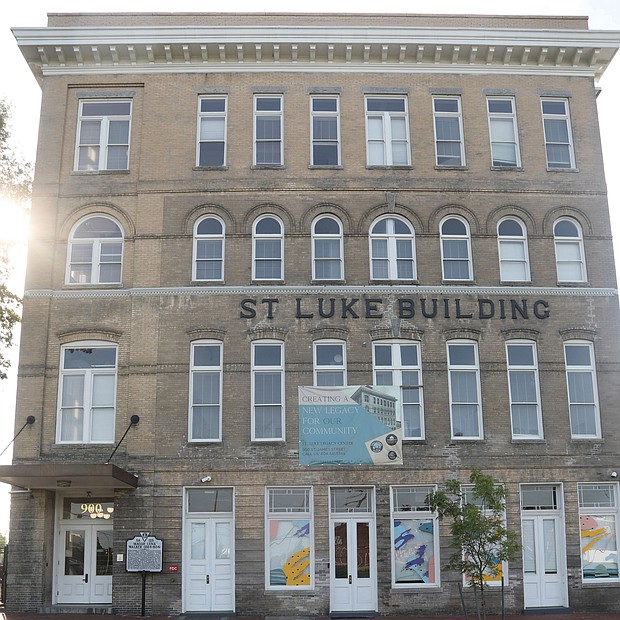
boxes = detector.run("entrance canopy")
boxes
[0,463,138,490]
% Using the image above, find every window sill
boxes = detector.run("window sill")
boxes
[435,165,467,171]
[63,282,124,289]
[450,437,484,442]
[570,437,604,443]
[491,165,523,171]
[366,165,413,170]
[500,280,532,285]
[193,165,228,171]
[556,281,589,287]
[311,279,346,285]
[441,279,476,285]
[511,438,547,443]
[190,280,225,285]
[581,580,620,588]
[250,440,286,445]
[369,279,419,285]
[251,164,285,170]
[251,279,285,285]
[71,169,130,175]
[309,164,343,170]
[546,167,579,173]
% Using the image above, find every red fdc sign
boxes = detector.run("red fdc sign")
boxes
[167,564,179,573]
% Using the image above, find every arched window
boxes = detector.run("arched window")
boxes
[253,215,283,281]
[440,216,472,281]
[193,216,225,281]
[312,215,343,280]
[554,218,586,282]
[369,216,415,280]
[67,215,123,284]
[497,217,530,282]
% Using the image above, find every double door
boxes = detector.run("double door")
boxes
[330,517,377,613]
[56,524,113,604]
[521,514,568,608]
[184,517,234,612]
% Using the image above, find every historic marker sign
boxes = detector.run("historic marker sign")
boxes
[126,532,163,573]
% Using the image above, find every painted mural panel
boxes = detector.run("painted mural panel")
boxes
[268,519,311,587]
[580,514,619,580]
[393,518,436,584]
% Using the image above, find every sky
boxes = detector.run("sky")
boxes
[1,0,619,538]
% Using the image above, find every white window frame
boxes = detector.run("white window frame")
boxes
[193,215,225,282]
[497,218,530,282]
[433,96,465,167]
[487,96,520,168]
[373,340,424,440]
[197,95,227,167]
[312,215,344,281]
[390,485,439,588]
[251,340,285,442]
[440,216,473,281]
[310,95,340,166]
[265,487,314,590]
[189,340,223,442]
[369,216,416,281]
[564,341,601,439]
[254,94,283,166]
[447,340,483,440]
[252,215,284,281]
[578,483,620,583]
[553,218,587,283]
[66,215,124,285]
[313,339,347,387]
[364,96,411,167]
[56,341,118,444]
[541,97,575,170]
[74,99,131,171]
[462,484,509,587]
[505,340,543,440]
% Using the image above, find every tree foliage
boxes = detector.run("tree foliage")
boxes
[0,99,30,379]
[426,470,520,619]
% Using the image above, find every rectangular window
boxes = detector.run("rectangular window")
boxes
[75,100,131,171]
[373,341,424,439]
[433,96,465,167]
[57,344,117,443]
[266,487,313,589]
[578,483,619,582]
[391,486,439,587]
[462,485,508,586]
[189,341,222,441]
[197,96,227,167]
[254,95,283,166]
[487,97,520,168]
[252,341,284,441]
[542,98,575,169]
[564,341,600,438]
[365,97,410,166]
[311,96,340,166]
[447,341,482,439]
[313,340,346,386]
[506,341,543,439]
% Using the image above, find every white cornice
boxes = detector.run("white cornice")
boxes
[23,285,619,299]
[12,24,620,80]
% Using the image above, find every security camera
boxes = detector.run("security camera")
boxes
[611,471,618,479]
[201,475,212,483]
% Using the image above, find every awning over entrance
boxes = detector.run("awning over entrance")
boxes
[0,463,138,490]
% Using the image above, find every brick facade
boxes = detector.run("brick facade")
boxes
[3,12,620,615]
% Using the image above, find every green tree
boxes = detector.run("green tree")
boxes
[0,99,30,379]
[427,470,520,620]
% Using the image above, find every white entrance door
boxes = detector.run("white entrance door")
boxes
[330,518,377,613]
[521,515,568,608]
[184,518,234,612]
[56,525,113,604]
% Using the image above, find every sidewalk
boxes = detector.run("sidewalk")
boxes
[2,612,620,620]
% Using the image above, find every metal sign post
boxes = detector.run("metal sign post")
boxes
[126,532,163,616]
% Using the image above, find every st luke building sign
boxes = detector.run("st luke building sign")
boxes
[239,296,551,321]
